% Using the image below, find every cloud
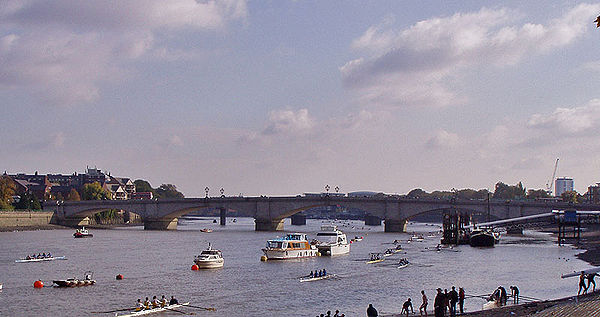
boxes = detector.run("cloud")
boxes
[0,0,248,106]
[527,99,600,135]
[426,130,460,149]
[342,4,600,109]
[262,108,316,136]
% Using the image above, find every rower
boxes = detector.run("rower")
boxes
[161,295,167,308]
[48,252,51,257]
[323,269,327,276]
[170,296,179,305]
[309,271,313,277]
[136,299,144,311]
[144,297,151,309]
[151,296,159,308]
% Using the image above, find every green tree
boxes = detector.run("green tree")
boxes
[0,175,16,210]
[560,190,580,204]
[526,189,550,199]
[81,182,112,200]
[493,182,526,200]
[134,179,154,193]
[15,191,42,210]
[407,188,428,198]
[66,188,81,201]
[155,184,184,199]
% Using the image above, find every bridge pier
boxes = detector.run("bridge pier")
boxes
[290,214,306,226]
[219,208,226,226]
[144,218,178,230]
[61,216,90,228]
[364,215,382,226]
[384,219,407,232]
[255,219,285,231]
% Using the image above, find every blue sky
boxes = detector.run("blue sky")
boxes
[2,1,600,196]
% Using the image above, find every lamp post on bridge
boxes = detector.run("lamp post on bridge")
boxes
[220,188,224,198]
[205,187,209,198]
[335,186,339,193]
[325,184,330,195]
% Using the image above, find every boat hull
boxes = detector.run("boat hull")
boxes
[299,274,335,282]
[469,232,496,247]
[317,244,349,256]
[15,256,66,263]
[193,259,224,269]
[53,279,96,287]
[73,233,93,238]
[262,248,318,260]
[117,303,190,317]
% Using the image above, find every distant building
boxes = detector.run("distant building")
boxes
[555,177,574,197]
[587,183,600,203]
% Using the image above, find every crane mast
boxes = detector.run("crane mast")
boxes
[546,158,559,196]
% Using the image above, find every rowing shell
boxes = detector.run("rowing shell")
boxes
[299,274,335,282]
[561,266,600,278]
[366,259,384,264]
[116,303,190,317]
[15,256,66,263]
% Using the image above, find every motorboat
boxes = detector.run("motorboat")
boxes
[352,236,363,242]
[53,271,96,287]
[116,302,190,316]
[200,228,213,233]
[316,225,350,256]
[73,227,93,238]
[469,229,500,247]
[16,255,66,263]
[262,233,318,260]
[193,243,224,269]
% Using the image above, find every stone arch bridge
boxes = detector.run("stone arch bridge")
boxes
[44,196,599,231]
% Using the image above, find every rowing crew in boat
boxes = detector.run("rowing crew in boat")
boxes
[308,269,327,278]
[136,296,178,311]
[26,253,52,260]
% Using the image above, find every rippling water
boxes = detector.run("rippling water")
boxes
[0,218,592,317]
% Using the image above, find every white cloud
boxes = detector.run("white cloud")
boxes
[262,108,316,136]
[528,99,600,135]
[342,4,600,109]
[426,130,460,149]
[0,0,248,106]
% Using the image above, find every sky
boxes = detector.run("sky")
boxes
[2,1,600,197]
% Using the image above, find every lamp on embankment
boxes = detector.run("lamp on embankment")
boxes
[205,187,209,198]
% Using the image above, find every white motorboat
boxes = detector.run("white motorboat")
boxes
[193,243,224,269]
[316,225,350,256]
[15,255,66,263]
[262,233,318,260]
[73,227,93,238]
[116,302,190,317]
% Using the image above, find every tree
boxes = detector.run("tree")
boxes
[560,190,580,204]
[526,189,550,199]
[81,182,112,200]
[0,175,16,210]
[407,188,428,198]
[493,182,526,200]
[66,188,81,201]
[134,179,154,193]
[14,191,42,210]
[155,184,184,199]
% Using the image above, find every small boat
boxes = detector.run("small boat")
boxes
[397,258,410,269]
[15,255,66,263]
[73,227,93,238]
[200,228,213,233]
[53,271,96,287]
[366,253,384,264]
[469,229,500,247]
[316,225,350,256]
[562,266,600,278]
[353,236,363,242]
[193,243,224,269]
[116,302,190,317]
[262,233,318,260]
[483,299,500,310]
[299,274,335,282]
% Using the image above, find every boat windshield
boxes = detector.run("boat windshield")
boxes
[200,250,221,255]
[266,241,284,249]
[284,234,305,240]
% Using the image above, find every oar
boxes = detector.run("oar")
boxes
[187,304,217,311]
[164,307,194,315]
[90,307,137,313]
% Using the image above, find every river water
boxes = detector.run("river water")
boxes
[0,218,593,317]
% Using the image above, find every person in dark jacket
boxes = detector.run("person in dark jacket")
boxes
[169,296,178,305]
[434,288,444,317]
[499,286,507,306]
[367,303,378,317]
[458,287,465,313]
[401,298,413,316]
[449,286,458,317]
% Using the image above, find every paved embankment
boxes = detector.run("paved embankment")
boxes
[0,211,61,231]
[385,292,600,317]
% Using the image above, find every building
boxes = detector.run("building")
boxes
[555,177,574,197]
[587,183,600,203]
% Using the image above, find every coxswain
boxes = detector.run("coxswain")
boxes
[144,297,151,309]
[309,271,313,278]
[151,296,159,308]
[135,299,144,311]
[170,296,178,305]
